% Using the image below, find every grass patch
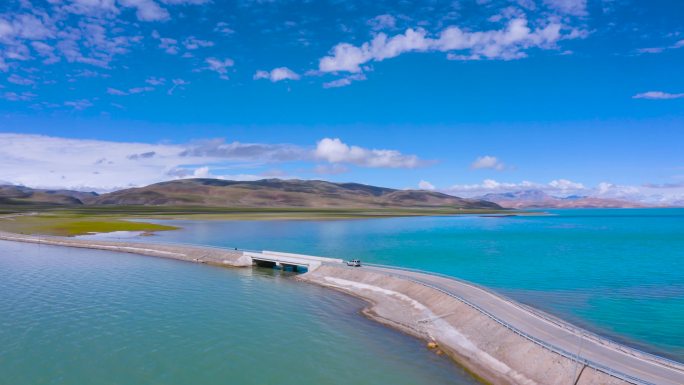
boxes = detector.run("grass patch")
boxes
[0,214,177,236]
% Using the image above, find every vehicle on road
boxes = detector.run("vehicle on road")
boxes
[346,259,362,267]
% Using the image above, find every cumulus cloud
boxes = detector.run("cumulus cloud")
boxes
[254,67,300,82]
[471,155,505,170]
[204,57,234,80]
[368,14,396,31]
[548,178,585,191]
[119,0,169,21]
[418,180,435,190]
[314,138,423,168]
[633,91,684,100]
[0,0,207,87]
[319,18,580,73]
[183,36,214,50]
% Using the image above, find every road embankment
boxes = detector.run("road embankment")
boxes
[0,231,252,267]
[299,265,683,385]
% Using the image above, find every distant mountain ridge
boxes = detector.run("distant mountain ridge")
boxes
[90,178,502,209]
[0,179,502,210]
[0,185,98,205]
[478,189,647,209]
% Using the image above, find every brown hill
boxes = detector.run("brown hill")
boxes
[0,185,98,205]
[90,178,503,209]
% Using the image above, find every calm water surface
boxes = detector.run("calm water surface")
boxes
[0,241,478,385]
[128,208,684,362]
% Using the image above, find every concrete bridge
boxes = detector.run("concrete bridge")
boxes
[243,250,342,272]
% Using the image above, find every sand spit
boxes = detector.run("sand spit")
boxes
[1,231,682,385]
[0,231,252,267]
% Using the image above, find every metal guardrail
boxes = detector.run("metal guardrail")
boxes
[364,263,665,385]
[365,263,684,372]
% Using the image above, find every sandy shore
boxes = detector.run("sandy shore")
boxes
[1,231,682,385]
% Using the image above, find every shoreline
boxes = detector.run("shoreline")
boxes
[1,231,682,385]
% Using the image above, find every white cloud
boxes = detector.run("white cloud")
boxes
[0,134,299,191]
[64,99,94,110]
[107,87,128,96]
[314,138,423,168]
[2,91,36,101]
[471,155,505,170]
[548,178,585,191]
[443,179,581,196]
[368,14,396,31]
[214,22,234,36]
[319,18,579,74]
[543,0,587,16]
[7,73,34,86]
[118,0,170,21]
[204,57,234,80]
[0,1,207,81]
[107,85,154,96]
[145,76,166,86]
[323,74,366,88]
[167,78,189,95]
[0,134,425,191]
[418,180,435,190]
[436,178,684,205]
[254,67,300,82]
[183,36,214,50]
[633,91,684,100]
[636,39,684,55]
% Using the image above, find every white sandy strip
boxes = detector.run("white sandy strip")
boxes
[322,276,538,385]
[91,245,186,257]
[323,276,429,311]
[0,235,186,257]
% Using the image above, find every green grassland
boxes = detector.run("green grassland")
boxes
[0,211,178,236]
[0,205,513,236]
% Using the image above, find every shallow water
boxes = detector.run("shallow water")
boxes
[0,240,478,385]
[121,208,684,362]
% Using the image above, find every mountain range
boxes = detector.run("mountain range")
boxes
[0,179,501,210]
[0,179,664,209]
[477,190,647,209]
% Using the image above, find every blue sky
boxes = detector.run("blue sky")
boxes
[1,0,683,204]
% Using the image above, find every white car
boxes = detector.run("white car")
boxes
[346,259,361,267]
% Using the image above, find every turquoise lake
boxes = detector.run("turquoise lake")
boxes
[2,208,682,385]
[129,208,684,362]
[0,240,478,385]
